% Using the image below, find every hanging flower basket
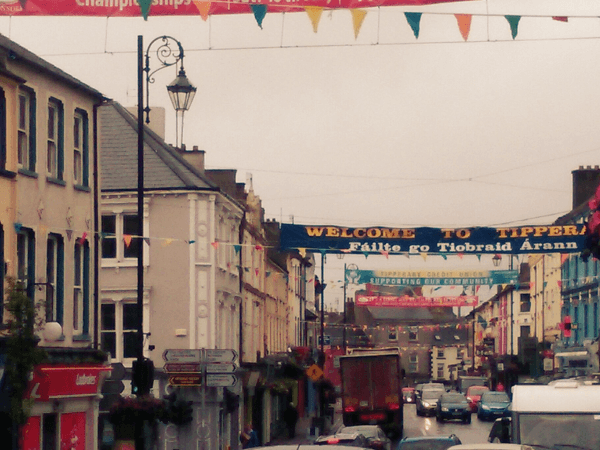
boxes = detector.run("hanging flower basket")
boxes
[108,395,168,425]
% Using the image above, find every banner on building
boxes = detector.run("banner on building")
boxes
[356,294,478,307]
[280,223,586,255]
[0,0,469,17]
[349,268,519,286]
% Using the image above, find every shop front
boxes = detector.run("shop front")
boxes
[20,363,110,450]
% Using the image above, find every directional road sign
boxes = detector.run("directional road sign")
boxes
[169,374,203,386]
[206,374,237,387]
[164,363,202,373]
[205,349,237,363]
[206,363,237,374]
[306,364,324,382]
[163,349,201,363]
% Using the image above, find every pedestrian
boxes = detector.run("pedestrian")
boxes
[283,402,298,439]
[241,423,260,448]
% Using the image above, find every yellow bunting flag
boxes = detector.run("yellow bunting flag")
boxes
[351,9,367,39]
[299,248,307,257]
[420,253,428,262]
[455,14,472,41]
[305,6,323,33]
[162,238,173,247]
[193,0,211,21]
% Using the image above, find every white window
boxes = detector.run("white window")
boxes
[73,242,84,333]
[47,100,59,177]
[101,213,139,263]
[408,354,418,373]
[18,89,33,170]
[437,363,445,379]
[101,301,139,361]
[73,113,83,184]
[46,234,62,323]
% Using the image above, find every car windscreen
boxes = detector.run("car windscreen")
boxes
[441,394,466,403]
[398,440,456,450]
[468,387,489,396]
[422,391,442,399]
[519,413,600,450]
[482,392,509,402]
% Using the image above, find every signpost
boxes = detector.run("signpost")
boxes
[163,348,238,387]
[169,374,203,386]
[206,374,238,387]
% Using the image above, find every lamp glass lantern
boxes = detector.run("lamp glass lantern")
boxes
[167,68,197,112]
[492,254,502,267]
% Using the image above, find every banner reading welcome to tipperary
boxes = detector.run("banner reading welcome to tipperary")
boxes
[356,294,478,307]
[0,0,468,17]
[349,269,519,286]
[280,223,587,255]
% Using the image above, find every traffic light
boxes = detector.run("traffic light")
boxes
[132,358,154,396]
[163,392,194,426]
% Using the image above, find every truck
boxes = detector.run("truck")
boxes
[490,379,600,449]
[339,349,403,438]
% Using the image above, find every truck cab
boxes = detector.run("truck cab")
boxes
[495,379,600,449]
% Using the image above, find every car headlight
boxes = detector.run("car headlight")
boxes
[442,407,449,412]
[423,402,429,407]
[481,405,490,410]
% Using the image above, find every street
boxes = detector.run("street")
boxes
[402,403,494,445]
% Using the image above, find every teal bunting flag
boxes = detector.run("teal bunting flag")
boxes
[251,4,268,28]
[234,244,241,254]
[362,251,369,259]
[505,15,521,39]
[440,254,447,260]
[14,222,22,233]
[404,12,422,39]
[477,315,488,330]
[188,240,196,244]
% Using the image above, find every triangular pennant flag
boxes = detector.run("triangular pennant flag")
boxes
[144,237,151,246]
[188,240,196,244]
[476,254,481,261]
[553,16,568,22]
[19,0,27,8]
[162,238,173,247]
[193,0,211,21]
[14,222,22,233]
[557,280,562,288]
[255,244,264,251]
[421,253,428,261]
[404,12,422,39]
[234,244,241,254]
[351,9,367,39]
[561,254,569,264]
[440,254,447,260]
[455,14,472,41]
[81,231,88,241]
[39,224,48,235]
[266,271,271,277]
[138,0,152,20]
[66,229,73,241]
[381,251,389,259]
[305,6,323,33]
[298,248,307,257]
[251,4,268,29]
[255,268,259,276]
[505,15,521,39]
[362,251,369,259]
[457,253,464,259]
[211,242,219,249]
[123,234,132,248]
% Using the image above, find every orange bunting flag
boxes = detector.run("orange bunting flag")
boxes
[351,9,367,39]
[455,14,472,41]
[193,0,211,21]
[123,234,132,248]
[457,253,464,259]
[211,242,219,249]
[420,253,428,261]
[305,6,323,33]
[381,251,389,259]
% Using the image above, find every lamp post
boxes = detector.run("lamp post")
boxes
[135,35,195,450]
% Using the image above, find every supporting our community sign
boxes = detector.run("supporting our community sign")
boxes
[350,269,519,286]
[280,223,587,255]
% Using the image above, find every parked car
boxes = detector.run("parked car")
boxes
[436,392,471,423]
[466,385,490,412]
[477,391,511,421]
[314,432,370,447]
[336,425,392,450]
[396,434,461,450]
[258,447,371,450]
[402,387,416,404]
[416,388,443,416]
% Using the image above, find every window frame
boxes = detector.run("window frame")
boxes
[18,86,36,174]
[73,239,89,337]
[47,97,64,181]
[73,108,89,188]
[101,212,140,266]
[46,233,64,325]
[100,299,139,362]
[16,227,35,300]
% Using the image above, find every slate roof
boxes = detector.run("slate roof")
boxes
[367,307,457,321]
[99,101,218,192]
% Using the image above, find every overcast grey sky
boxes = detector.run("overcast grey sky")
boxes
[2,0,598,308]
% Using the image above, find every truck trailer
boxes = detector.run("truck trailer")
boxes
[339,349,403,438]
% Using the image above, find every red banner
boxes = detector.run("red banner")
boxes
[26,364,110,401]
[0,0,468,17]
[356,294,478,307]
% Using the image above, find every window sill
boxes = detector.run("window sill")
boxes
[17,167,37,178]
[0,168,16,178]
[73,334,91,342]
[74,184,91,192]
[47,176,66,186]
[101,259,138,269]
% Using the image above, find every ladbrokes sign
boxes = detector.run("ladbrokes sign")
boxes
[280,223,586,255]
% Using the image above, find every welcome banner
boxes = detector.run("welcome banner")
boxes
[280,223,586,255]
[356,294,478,307]
[350,269,519,286]
[0,0,468,17]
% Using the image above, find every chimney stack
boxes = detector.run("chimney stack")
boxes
[177,145,205,173]
[572,165,600,208]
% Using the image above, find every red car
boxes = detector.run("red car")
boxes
[466,385,489,412]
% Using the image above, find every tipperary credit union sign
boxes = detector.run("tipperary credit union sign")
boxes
[280,223,587,255]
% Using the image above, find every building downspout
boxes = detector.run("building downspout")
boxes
[92,101,102,349]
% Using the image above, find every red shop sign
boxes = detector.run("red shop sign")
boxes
[26,364,110,401]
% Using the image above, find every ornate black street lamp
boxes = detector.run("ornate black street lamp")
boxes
[134,35,195,449]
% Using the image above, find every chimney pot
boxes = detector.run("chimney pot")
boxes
[193,145,199,151]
